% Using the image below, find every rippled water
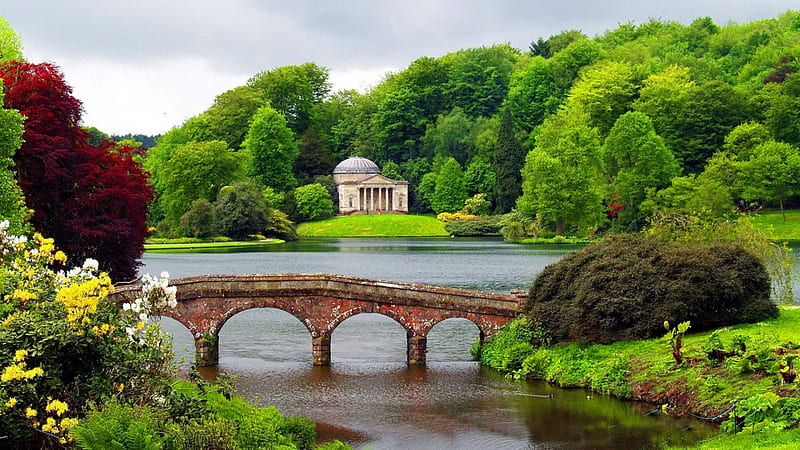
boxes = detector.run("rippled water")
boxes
[144,238,719,449]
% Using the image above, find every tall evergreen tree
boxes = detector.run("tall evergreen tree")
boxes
[492,108,525,213]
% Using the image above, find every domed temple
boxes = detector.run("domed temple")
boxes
[333,157,409,215]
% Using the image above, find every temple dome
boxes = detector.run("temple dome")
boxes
[333,156,380,174]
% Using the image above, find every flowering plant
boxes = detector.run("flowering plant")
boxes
[0,220,177,446]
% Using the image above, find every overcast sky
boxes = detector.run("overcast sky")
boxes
[2,1,798,136]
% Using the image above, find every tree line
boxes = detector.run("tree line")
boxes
[2,11,800,280]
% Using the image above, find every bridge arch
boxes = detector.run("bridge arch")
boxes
[109,274,522,367]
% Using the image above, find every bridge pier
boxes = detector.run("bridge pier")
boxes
[312,335,331,366]
[407,334,427,365]
[195,335,219,367]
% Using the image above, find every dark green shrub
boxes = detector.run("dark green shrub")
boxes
[279,416,316,449]
[444,215,503,236]
[180,198,217,238]
[526,234,777,345]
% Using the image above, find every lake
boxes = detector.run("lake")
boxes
[141,238,724,449]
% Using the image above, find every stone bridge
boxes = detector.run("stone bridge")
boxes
[110,274,524,366]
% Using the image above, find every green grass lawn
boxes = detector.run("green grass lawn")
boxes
[144,239,283,251]
[296,214,449,237]
[751,209,800,241]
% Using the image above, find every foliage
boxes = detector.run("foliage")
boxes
[295,127,335,185]
[663,321,692,365]
[294,183,334,220]
[248,62,330,135]
[179,199,216,239]
[0,78,26,234]
[517,105,604,235]
[526,233,777,345]
[721,393,800,434]
[0,61,153,281]
[646,212,796,304]
[265,209,298,241]
[71,400,168,450]
[463,193,492,215]
[0,223,177,446]
[738,140,800,221]
[492,108,525,213]
[0,16,23,63]
[156,140,245,229]
[602,111,680,230]
[244,104,299,191]
[431,157,468,214]
[215,182,271,240]
[436,210,476,223]
[443,215,504,236]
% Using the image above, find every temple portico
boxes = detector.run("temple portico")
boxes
[333,157,408,215]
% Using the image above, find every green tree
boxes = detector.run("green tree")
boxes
[179,198,216,238]
[244,105,298,191]
[294,183,334,219]
[567,61,637,136]
[723,122,771,160]
[248,62,330,134]
[381,160,403,180]
[492,108,525,213]
[0,80,25,233]
[159,140,245,227]
[517,106,604,235]
[373,87,426,162]
[464,157,496,199]
[640,174,733,220]
[443,44,518,118]
[431,157,468,213]
[204,85,266,149]
[294,126,335,185]
[505,56,561,131]
[215,182,271,239]
[603,111,679,230]
[420,107,475,165]
[739,140,800,221]
[0,16,23,63]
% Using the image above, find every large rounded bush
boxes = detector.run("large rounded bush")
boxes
[526,234,777,344]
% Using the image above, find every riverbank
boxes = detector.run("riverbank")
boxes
[144,239,284,251]
[480,307,800,449]
[296,214,448,237]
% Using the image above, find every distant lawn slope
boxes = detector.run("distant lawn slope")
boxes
[297,214,449,237]
[751,209,800,241]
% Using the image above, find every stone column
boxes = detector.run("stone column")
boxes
[407,334,427,365]
[312,335,331,366]
[388,188,394,210]
[195,334,219,367]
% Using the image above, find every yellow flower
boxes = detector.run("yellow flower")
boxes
[4,397,17,408]
[25,407,37,417]
[41,416,57,433]
[54,250,67,263]
[60,417,78,429]
[11,289,37,301]
[1,364,25,382]
[46,399,69,417]
[2,314,16,326]
[13,349,28,362]
[26,367,44,379]
[117,383,125,392]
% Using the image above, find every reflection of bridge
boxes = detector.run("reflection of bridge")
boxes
[110,274,524,366]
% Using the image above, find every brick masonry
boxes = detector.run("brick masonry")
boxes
[110,273,525,366]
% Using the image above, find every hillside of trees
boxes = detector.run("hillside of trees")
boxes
[140,10,800,239]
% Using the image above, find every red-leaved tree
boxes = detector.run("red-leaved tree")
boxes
[0,61,152,281]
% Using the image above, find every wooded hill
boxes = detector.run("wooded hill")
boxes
[146,10,800,236]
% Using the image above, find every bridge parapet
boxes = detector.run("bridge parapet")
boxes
[110,273,524,366]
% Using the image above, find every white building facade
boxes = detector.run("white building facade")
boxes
[333,157,409,215]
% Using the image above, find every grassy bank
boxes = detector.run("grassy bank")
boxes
[751,210,800,241]
[145,239,284,251]
[297,214,449,237]
[481,308,800,449]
